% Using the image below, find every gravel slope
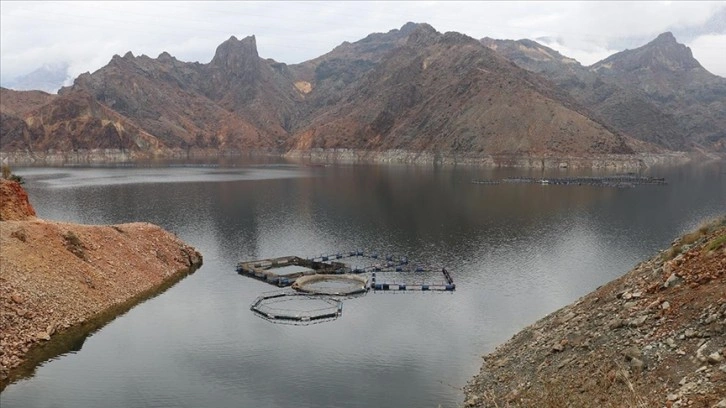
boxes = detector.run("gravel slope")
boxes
[464,218,726,408]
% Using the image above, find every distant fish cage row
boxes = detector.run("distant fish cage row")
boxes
[472,174,667,188]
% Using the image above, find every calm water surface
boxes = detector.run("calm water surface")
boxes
[2,161,725,408]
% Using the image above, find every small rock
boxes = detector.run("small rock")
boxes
[704,313,719,324]
[624,301,639,309]
[494,358,509,368]
[559,311,576,324]
[629,315,648,327]
[662,301,671,310]
[713,398,726,408]
[630,357,645,370]
[609,319,625,330]
[464,395,479,407]
[685,328,696,338]
[707,352,723,364]
[36,332,50,341]
[552,340,567,353]
[664,273,683,288]
[11,294,23,304]
[623,346,642,360]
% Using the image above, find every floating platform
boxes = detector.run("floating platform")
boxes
[237,256,348,287]
[369,267,455,292]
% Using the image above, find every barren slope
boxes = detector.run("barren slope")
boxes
[0,180,202,389]
[464,218,726,407]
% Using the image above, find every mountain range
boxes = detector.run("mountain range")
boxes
[1,23,724,166]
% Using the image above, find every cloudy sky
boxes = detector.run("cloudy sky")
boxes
[1,1,725,88]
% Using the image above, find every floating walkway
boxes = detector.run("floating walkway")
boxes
[473,174,667,188]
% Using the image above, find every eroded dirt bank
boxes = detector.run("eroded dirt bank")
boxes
[464,218,725,408]
[0,179,202,389]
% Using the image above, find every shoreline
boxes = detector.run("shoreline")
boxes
[0,148,702,170]
[0,181,204,391]
[463,218,726,407]
[1,259,201,390]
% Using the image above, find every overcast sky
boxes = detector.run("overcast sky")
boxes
[1,0,725,87]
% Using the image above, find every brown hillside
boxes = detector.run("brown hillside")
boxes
[290,25,634,158]
[1,89,165,155]
[0,88,55,116]
[484,33,726,153]
[0,179,202,388]
[0,180,36,221]
[464,218,726,407]
[4,23,710,165]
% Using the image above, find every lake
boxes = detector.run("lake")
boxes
[2,160,725,407]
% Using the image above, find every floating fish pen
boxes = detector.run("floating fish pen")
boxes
[292,274,368,296]
[236,256,348,287]
[369,268,455,292]
[472,175,667,188]
[250,291,343,325]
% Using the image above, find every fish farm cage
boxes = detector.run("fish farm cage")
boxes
[238,250,455,324]
[292,274,368,296]
[250,291,343,325]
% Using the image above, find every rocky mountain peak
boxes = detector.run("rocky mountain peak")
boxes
[210,35,259,69]
[405,23,440,47]
[157,51,174,62]
[593,32,702,73]
[399,21,422,34]
[652,31,677,45]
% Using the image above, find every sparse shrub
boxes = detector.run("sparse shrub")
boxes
[665,245,681,261]
[1,164,25,184]
[706,234,726,252]
[63,231,86,260]
[11,228,27,242]
[681,231,701,246]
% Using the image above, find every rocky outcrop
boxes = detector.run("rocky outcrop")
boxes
[464,218,726,407]
[0,180,203,389]
[0,180,36,221]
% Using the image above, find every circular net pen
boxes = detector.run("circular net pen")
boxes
[250,291,343,325]
[291,274,368,296]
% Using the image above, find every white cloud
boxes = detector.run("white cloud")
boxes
[1,1,725,84]
[688,34,726,77]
